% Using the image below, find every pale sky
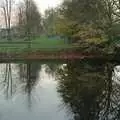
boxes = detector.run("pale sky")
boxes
[0,0,63,27]
[33,0,63,14]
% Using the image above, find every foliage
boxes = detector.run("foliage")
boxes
[49,0,120,48]
[43,8,58,35]
[56,60,120,120]
[16,0,42,39]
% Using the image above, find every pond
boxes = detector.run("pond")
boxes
[0,59,119,120]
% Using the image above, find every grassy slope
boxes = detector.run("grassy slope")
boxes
[0,36,75,53]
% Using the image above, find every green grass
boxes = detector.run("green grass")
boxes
[0,36,76,53]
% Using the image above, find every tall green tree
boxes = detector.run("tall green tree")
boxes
[55,0,120,45]
[17,0,42,39]
[43,8,58,36]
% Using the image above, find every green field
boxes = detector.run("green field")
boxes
[0,36,76,53]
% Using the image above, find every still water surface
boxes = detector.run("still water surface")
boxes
[0,59,119,120]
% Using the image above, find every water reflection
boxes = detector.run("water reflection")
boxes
[0,63,40,109]
[0,60,120,120]
[56,60,120,120]
[21,63,40,109]
[4,64,13,98]
[0,62,69,120]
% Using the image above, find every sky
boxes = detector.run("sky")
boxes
[0,0,63,27]
[33,0,63,14]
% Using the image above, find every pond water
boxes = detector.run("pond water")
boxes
[0,59,119,120]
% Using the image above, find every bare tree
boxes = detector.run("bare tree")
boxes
[0,0,14,40]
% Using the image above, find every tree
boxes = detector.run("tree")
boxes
[55,0,120,45]
[43,8,58,36]
[0,0,14,40]
[17,0,42,40]
[56,60,120,120]
[52,0,106,44]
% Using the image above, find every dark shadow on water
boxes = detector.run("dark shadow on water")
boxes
[56,60,120,120]
[0,59,119,120]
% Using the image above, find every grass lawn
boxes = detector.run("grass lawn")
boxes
[0,36,76,53]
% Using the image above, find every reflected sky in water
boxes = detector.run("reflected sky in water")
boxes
[0,63,70,120]
[0,60,119,120]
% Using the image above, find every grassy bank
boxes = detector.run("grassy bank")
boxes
[0,36,76,53]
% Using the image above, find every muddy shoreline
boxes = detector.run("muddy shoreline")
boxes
[0,51,117,62]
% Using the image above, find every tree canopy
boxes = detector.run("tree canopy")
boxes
[43,0,120,47]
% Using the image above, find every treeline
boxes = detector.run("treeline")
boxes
[0,0,42,40]
[43,0,120,53]
[1,0,120,53]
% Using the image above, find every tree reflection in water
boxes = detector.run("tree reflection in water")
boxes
[0,62,60,110]
[56,60,120,120]
[0,63,40,109]
[4,64,13,99]
[0,60,120,119]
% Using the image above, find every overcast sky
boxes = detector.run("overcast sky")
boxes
[0,0,63,27]
[33,0,63,14]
